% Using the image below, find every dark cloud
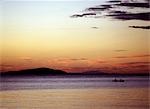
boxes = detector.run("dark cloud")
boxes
[107,2,150,21]
[115,2,149,8]
[70,13,96,18]
[70,0,149,29]
[114,49,128,52]
[101,4,113,8]
[87,7,107,11]
[129,26,150,29]
[107,12,150,21]
[91,27,99,29]
[87,5,112,11]
[108,10,127,15]
[70,14,84,18]
[107,0,121,3]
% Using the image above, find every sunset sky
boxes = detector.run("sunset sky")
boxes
[1,0,149,73]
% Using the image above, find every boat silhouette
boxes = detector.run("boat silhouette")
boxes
[112,72,125,82]
[112,78,125,82]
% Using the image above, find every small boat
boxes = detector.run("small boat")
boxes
[112,78,125,82]
[112,72,125,82]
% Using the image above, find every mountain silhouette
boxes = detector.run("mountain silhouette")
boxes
[1,67,67,77]
[1,68,148,77]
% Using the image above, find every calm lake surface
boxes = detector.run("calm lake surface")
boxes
[0,76,149,109]
[0,76,149,90]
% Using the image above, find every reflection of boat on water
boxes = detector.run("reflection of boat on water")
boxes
[112,78,125,82]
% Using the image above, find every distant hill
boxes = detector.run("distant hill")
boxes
[1,68,67,77]
[1,68,149,77]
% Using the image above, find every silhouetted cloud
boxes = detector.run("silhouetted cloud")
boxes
[107,12,150,21]
[87,7,107,11]
[70,0,149,28]
[86,5,112,11]
[70,13,96,18]
[91,27,99,29]
[115,2,149,8]
[108,10,127,15]
[107,0,121,3]
[129,26,150,29]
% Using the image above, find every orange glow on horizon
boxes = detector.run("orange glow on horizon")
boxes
[1,1,149,74]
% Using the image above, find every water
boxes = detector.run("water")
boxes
[0,76,149,91]
[0,76,149,109]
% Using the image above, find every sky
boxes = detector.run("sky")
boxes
[1,0,149,73]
